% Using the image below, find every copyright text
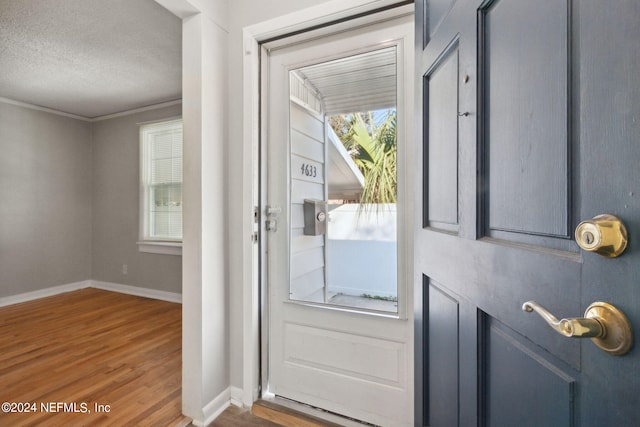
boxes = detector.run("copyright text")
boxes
[2,401,111,414]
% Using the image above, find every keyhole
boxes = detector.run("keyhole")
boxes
[583,231,595,245]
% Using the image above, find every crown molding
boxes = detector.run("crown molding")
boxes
[0,97,182,122]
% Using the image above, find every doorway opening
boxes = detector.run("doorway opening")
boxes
[288,47,399,313]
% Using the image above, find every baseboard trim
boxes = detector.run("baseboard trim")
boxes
[0,280,182,308]
[91,280,182,304]
[230,386,244,408]
[0,280,91,308]
[192,388,231,427]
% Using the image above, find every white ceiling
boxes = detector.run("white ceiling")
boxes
[0,0,182,119]
[296,47,397,115]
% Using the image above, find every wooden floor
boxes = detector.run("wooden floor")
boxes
[0,288,187,427]
[210,405,281,426]
[249,400,345,427]
[210,401,345,427]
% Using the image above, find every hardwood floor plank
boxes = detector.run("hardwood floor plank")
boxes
[250,400,345,427]
[0,288,186,426]
[210,405,281,427]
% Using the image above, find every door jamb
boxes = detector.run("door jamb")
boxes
[241,0,413,408]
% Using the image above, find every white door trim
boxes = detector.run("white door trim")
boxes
[241,0,413,409]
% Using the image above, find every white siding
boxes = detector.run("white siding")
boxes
[289,98,326,301]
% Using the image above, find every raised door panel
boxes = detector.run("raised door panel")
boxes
[483,316,576,427]
[428,0,458,38]
[427,280,460,427]
[480,0,572,247]
[424,40,460,232]
[283,323,406,388]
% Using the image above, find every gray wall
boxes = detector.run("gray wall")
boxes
[0,101,182,298]
[0,102,93,297]
[92,104,182,293]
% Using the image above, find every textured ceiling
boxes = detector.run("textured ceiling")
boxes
[0,0,181,119]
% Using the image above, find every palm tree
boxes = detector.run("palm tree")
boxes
[330,110,397,206]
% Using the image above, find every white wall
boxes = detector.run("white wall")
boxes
[156,0,232,424]
[327,204,398,298]
[180,8,229,425]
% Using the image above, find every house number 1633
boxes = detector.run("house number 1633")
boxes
[300,163,317,178]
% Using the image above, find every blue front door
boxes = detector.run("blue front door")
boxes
[415,1,640,425]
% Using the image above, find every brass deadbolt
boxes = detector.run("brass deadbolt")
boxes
[575,214,628,258]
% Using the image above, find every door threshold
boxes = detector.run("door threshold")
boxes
[253,397,374,427]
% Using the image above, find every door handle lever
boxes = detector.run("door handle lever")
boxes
[522,301,633,356]
[522,301,603,338]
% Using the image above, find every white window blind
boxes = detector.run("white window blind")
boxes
[140,119,183,242]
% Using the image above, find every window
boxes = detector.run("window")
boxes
[138,118,183,255]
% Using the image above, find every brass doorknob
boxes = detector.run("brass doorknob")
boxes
[523,301,634,356]
[575,214,628,257]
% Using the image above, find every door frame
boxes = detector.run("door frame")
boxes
[241,0,414,409]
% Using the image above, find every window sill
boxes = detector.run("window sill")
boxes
[137,241,182,256]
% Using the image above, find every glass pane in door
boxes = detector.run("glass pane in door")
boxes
[288,47,399,313]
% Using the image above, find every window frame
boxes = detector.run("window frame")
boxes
[137,117,183,256]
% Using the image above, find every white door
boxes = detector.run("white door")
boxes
[263,11,414,427]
